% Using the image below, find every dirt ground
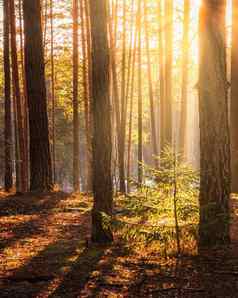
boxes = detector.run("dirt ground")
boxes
[1,191,238,297]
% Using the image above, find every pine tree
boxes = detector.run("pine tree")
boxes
[23,0,53,191]
[198,0,230,247]
[3,0,13,192]
[231,0,238,193]
[90,0,113,243]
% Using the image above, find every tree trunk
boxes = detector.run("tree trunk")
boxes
[127,9,138,193]
[23,0,53,192]
[108,1,124,194]
[90,0,113,243]
[144,0,159,168]
[179,0,190,159]
[158,0,166,153]
[198,0,230,247]
[137,0,143,185]
[9,0,28,193]
[84,0,93,192]
[72,0,80,192]
[50,0,56,184]
[231,0,238,193]
[80,0,92,193]
[3,0,13,192]
[19,0,29,191]
[164,0,173,147]
[118,0,127,194]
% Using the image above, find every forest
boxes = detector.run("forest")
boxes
[0,0,238,297]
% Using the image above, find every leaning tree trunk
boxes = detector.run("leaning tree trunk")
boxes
[231,0,238,193]
[198,0,230,247]
[23,0,53,192]
[3,0,13,192]
[90,0,113,243]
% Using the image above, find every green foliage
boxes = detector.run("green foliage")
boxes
[114,146,199,255]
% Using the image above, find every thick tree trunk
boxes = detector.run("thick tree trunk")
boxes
[72,0,80,192]
[199,0,230,247]
[231,0,238,193]
[179,0,190,159]
[23,0,53,192]
[90,0,113,243]
[3,0,13,192]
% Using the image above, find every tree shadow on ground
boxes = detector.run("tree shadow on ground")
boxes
[0,192,69,252]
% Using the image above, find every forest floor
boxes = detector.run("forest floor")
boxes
[0,191,238,297]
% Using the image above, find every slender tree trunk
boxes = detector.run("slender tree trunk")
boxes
[179,0,190,159]
[19,0,29,190]
[90,0,113,243]
[23,0,53,191]
[231,0,238,193]
[164,0,173,146]
[84,0,93,192]
[43,0,48,49]
[50,0,56,184]
[72,0,80,192]
[144,0,159,168]
[137,0,143,186]
[198,0,230,247]
[158,0,166,153]
[118,0,127,193]
[108,3,122,191]
[80,0,91,193]
[127,12,138,193]
[3,0,13,192]
[10,0,28,193]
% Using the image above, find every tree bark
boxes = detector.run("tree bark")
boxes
[84,0,93,192]
[10,0,28,193]
[137,0,143,185]
[118,0,127,194]
[3,0,13,192]
[50,0,56,184]
[19,0,29,191]
[90,0,113,243]
[72,0,80,192]
[198,0,230,247]
[23,0,53,192]
[231,0,238,193]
